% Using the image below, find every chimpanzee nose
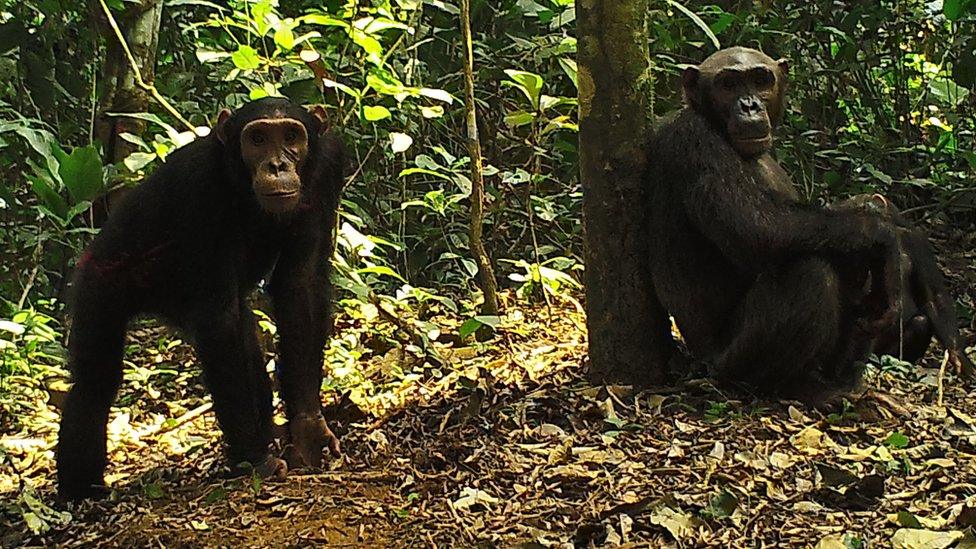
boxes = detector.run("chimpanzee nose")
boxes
[739,97,762,115]
[268,160,286,174]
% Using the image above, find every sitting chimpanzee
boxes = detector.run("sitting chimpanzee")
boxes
[644,47,909,400]
[57,97,344,500]
[833,194,974,375]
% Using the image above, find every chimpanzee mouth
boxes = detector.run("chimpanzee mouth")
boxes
[262,190,299,198]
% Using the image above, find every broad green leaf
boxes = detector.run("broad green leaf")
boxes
[29,175,68,219]
[884,432,909,449]
[59,146,104,203]
[421,105,444,118]
[503,69,544,109]
[418,88,453,104]
[274,26,295,50]
[195,49,231,63]
[231,45,261,70]
[123,152,157,172]
[357,265,406,282]
[558,58,578,89]
[303,14,350,28]
[362,105,392,121]
[351,29,383,65]
[366,69,406,96]
[504,110,536,128]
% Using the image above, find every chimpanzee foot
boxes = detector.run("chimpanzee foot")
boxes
[226,454,288,480]
[284,414,341,469]
[58,480,111,503]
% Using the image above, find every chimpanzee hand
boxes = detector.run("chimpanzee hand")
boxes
[858,227,904,335]
[284,414,341,469]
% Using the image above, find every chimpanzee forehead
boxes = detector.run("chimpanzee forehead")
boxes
[242,117,307,133]
[700,47,776,74]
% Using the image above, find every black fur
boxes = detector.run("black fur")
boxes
[645,105,898,400]
[57,97,344,500]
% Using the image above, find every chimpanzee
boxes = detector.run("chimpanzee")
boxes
[833,194,975,375]
[57,97,344,500]
[644,47,905,400]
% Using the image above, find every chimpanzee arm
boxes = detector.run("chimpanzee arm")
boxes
[682,163,897,269]
[268,220,340,466]
[900,229,975,375]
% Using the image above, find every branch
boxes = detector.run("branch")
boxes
[96,0,197,133]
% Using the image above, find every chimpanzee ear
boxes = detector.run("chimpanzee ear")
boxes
[681,66,701,107]
[682,66,700,93]
[308,105,330,135]
[215,109,232,144]
[776,58,790,78]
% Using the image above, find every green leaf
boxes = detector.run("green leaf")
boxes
[274,26,295,50]
[357,265,406,282]
[29,175,68,219]
[418,87,453,104]
[668,0,721,51]
[504,110,536,128]
[195,49,231,63]
[421,105,444,118]
[558,58,577,89]
[58,146,104,203]
[895,510,922,528]
[884,432,909,449]
[351,29,383,65]
[362,105,392,121]
[143,482,164,500]
[459,316,500,339]
[503,69,544,109]
[231,45,261,70]
[123,152,157,172]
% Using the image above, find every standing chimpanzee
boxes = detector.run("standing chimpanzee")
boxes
[644,47,907,401]
[833,194,974,375]
[57,97,344,500]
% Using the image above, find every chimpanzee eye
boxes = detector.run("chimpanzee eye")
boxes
[285,129,298,143]
[250,131,266,146]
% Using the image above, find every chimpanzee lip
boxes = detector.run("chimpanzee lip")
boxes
[262,190,299,198]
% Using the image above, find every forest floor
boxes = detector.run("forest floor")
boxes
[2,225,976,548]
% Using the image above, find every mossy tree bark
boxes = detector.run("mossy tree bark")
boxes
[578,0,672,384]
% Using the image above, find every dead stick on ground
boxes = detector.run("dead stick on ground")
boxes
[938,349,949,407]
[140,402,213,437]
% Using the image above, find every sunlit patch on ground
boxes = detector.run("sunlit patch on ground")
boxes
[2,225,976,547]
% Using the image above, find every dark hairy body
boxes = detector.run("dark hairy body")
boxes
[645,47,903,400]
[58,98,344,500]
[834,194,974,374]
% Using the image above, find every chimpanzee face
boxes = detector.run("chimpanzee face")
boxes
[238,117,309,213]
[215,99,329,214]
[683,47,789,158]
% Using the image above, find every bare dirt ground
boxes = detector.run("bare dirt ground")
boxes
[2,225,975,548]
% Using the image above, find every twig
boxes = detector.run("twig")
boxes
[369,293,445,367]
[139,402,213,438]
[96,0,197,133]
[937,349,949,407]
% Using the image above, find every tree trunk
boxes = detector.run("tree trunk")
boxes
[93,0,165,165]
[577,0,672,384]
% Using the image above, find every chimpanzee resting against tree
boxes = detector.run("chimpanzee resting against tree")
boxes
[57,97,344,501]
[643,47,970,401]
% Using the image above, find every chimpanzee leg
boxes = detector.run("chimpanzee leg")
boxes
[57,305,127,500]
[713,257,854,397]
[270,264,339,468]
[190,301,282,475]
